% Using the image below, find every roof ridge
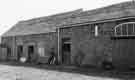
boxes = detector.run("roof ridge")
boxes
[78,1,135,17]
[21,8,83,23]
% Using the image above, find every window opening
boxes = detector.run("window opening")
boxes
[115,22,135,36]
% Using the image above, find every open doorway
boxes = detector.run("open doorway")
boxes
[27,45,34,62]
[7,47,11,61]
[62,38,71,64]
[17,45,23,61]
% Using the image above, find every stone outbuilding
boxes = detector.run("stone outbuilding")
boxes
[2,1,135,70]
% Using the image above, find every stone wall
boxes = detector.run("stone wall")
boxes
[1,32,57,63]
[1,36,16,60]
[60,18,135,67]
[2,18,135,68]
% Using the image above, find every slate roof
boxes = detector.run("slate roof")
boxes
[2,9,83,37]
[65,1,135,26]
[2,1,135,37]
[3,22,56,37]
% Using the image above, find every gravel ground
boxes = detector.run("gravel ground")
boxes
[0,64,122,80]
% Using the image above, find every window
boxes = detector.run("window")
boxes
[90,25,95,33]
[38,47,45,57]
[115,22,135,36]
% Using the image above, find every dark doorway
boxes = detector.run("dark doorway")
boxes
[7,47,11,60]
[17,45,23,61]
[28,45,34,62]
[62,38,71,64]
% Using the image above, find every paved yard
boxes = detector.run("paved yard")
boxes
[0,64,126,80]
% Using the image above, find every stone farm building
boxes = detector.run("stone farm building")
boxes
[1,1,135,69]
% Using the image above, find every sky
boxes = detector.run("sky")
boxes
[0,0,131,36]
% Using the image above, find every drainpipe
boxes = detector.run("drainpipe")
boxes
[57,27,60,64]
[95,25,98,66]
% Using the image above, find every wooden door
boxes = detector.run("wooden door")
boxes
[112,37,135,68]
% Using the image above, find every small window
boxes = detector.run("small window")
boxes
[38,47,45,57]
[90,24,95,34]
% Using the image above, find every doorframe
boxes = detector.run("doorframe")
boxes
[61,38,71,64]
[26,42,37,62]
[17,45,23,61]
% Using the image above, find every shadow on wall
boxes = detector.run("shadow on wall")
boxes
[74,50,85,66]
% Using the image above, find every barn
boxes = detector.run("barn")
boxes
[1,1,135,70]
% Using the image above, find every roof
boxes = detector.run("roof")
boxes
[2,9,83,37]
[64,1,135,26]
[2,1,135,37]
[3,22,56,37]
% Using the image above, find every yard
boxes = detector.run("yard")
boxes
[0,62,133,80]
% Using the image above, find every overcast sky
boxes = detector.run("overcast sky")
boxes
[0,0,131,36]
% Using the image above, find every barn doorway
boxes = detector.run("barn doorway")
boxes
[17,45,23,61]
[112,37,135,68]
[112,22,135,70]
[27,45,34,62]
[62,38,71,65]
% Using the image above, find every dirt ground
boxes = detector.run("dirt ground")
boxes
[0,62,134,80]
